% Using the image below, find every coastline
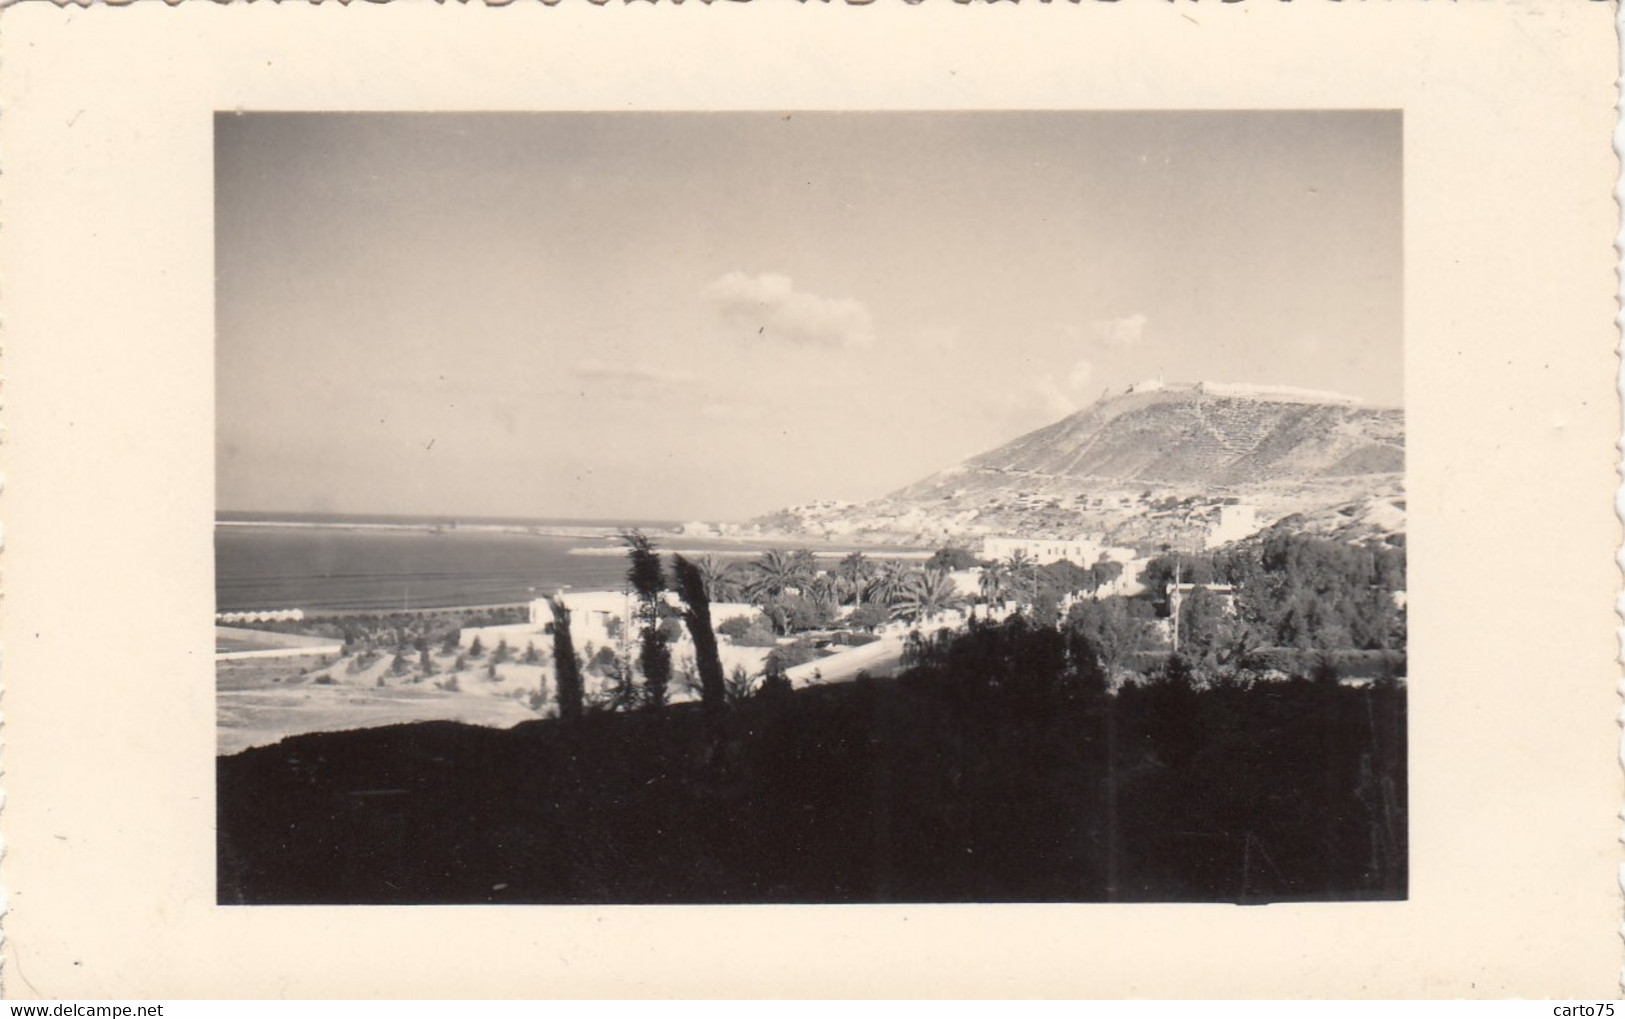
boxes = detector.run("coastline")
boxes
[217,518,940,556]
[566,544,935,559]
[216,519,641,540]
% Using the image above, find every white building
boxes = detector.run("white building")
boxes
[982,535,1104,566]
[528,590,630,646]
[981,535,1142,569]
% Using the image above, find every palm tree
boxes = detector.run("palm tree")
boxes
[978,563,1009,613]
[789,548,820,578]
[836,551,876,606]
[804,572,841,612]
[748,548,811,602]
[1004,550,1039,606]
[866,560,911,609]
[696,554,746,603]
[890,568,967,625]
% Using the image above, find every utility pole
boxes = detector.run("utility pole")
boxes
[621,582,634,684]
[1171,557,1182,654]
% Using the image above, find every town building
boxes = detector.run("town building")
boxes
[983,535,1103,566]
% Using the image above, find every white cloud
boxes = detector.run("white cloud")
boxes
[983,360,1100,430]
[574,359,698,386]
[1091,312,1148,348]
[705,271,875,350]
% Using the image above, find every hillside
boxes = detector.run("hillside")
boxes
[950,381,1401,488]
[220,664,1406,904]
[753,381,1404,549]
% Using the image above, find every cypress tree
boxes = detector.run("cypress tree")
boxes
[548,593,583,722]
[622,529,672,709]
[673,554,727,712]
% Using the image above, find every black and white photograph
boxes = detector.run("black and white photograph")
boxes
[214,110,1407,906]
[5,0,1619,999]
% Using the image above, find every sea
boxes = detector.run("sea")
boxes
[215,511,928,615]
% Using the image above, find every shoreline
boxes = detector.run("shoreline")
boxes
[217,519,642,540]
[566,545,935,559]
[218,518,940,555]
[218,602,532,621]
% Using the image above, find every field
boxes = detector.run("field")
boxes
[216,645,543,755]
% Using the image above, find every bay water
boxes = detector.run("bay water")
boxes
[215,514,929,614]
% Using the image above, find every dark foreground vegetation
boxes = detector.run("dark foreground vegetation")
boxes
[219,616,1405,905]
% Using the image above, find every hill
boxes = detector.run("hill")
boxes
[753,381,1404,550]
[951,381,1401,488]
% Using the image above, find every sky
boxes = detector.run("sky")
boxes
[216,111,1402,522]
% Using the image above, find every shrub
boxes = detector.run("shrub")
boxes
[1124,649,1171,675]
[718,614,778,647]
[724,664,757,705]
[588,646,621,678]
[927,547,981,571]
[765,641,819,672]
[778,594,836,633]
[1238,647,1405,681]
[468,636,485,659]
[831,630,879,647]
[758,658,793,700]
[844,604,889,632]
